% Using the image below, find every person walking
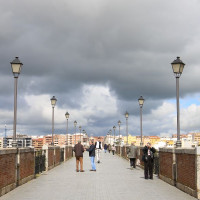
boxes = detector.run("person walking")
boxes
[87,140,96,171]
[111,144,116,155]
[127,142,138,169]
[104,143,108,153]
[74,140,85,172]
[108,144,111,153]
[95,137,102,163]
[142,142,156,179]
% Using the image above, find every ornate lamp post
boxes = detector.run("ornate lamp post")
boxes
[125,111,129,145]
[138,96,145,146]
[74,120,77,145]
[11,57,23,147]
[113,126,116,144]
[65,112,70,145]
[79,125,82,142]
[50,96,57,145]
[118,120,121,145]
[171,57,185,147]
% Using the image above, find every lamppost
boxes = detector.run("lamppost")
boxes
[118,120,121,145]
[82,129,85,145]
[171,57,185,147]
[4,124,7,148]
[65,112,70,145]
[125,111,129,145]
[74,120,77,145]
[50,96,57,145]
[113,126,116,144]
[138,96,145,146]
[10,57,23,147]
[109,129,112,144]
[79,125,82,142]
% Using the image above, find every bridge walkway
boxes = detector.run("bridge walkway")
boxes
[0,150,196,200]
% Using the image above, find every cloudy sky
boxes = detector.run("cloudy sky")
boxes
[1,0,200,137]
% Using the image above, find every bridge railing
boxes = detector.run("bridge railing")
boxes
[116,145,200,199]
[0,145,73,197]
[35,150,46,174]
[60,148,64,162]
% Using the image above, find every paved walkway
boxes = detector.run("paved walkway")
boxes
[0,152,197,200]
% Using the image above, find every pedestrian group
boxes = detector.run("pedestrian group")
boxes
[74,138,156,180]
[73,137,116,172]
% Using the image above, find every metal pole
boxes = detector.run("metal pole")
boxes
[119,125,121,145]
[52,106,54,145]
[66,119,68,145]
[75,126,76,145]
[4,124,7,148]
[176,77,181,147]
[13,77,18,147]
[114,129,115,144]
[80,128,81,141]
[140,106,143,146]
[126,118,128,145]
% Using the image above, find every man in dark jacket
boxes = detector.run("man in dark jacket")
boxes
[104,143,108,153]
[74,140,85,172]
[143,142,156,179]
[87,140,96,171]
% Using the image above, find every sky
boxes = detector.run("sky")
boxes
[1,0,200,137]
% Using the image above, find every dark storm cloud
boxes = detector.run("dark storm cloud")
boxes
[1,0,199,99]
[1,0,200,136]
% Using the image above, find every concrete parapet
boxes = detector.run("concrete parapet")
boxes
[159,147,174,153]
[175,148,196,154]
[0,148,17,155]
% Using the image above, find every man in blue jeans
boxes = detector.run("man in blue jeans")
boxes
[87,140,96,171]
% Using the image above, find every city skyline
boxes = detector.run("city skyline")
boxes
[1,1,200,137]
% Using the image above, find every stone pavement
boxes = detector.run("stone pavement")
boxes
[0,151,197,200]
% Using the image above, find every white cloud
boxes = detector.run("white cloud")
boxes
[151,102,176,118]
[4,85,118,135]
[181,104,200,131]
[64,84,118,125]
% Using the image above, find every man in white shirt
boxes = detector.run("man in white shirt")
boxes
[95,137,102,163]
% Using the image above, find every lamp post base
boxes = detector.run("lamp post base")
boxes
[12,141,18,148]
[140,142,143,147]
[176,140,182,148]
